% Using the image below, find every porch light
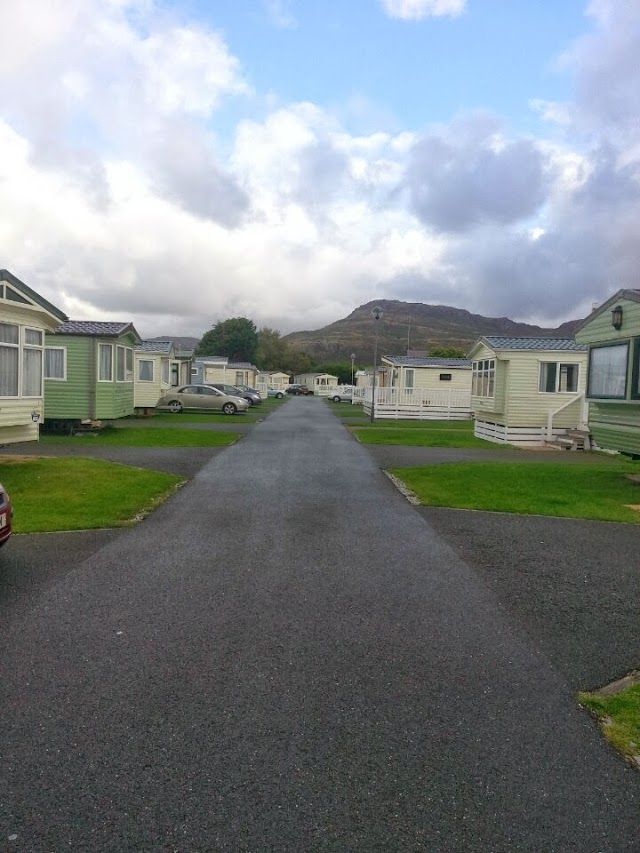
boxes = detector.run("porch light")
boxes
[611,304,623,330]
[31,411,40,423]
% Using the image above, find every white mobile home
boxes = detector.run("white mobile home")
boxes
[0,269,67,444]
[294,373,339,393]
[192,357,259,388]
[469,336,588,445]
[134,340,175,413]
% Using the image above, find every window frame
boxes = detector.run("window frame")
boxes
[138,359,154,382]
[472,359,495,398]
[98,343,114,382]
[439,373,452,381]
[0,322,20,399]
[44,346,67,381]
[538,361,580,394]
[22,326,43,398]
[587,341,629,400]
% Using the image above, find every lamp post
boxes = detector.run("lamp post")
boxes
[370,306,383,423]
[350,352,356,388]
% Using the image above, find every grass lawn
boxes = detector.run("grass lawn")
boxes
[1,456,182,532]
[579,683,640,768]
[353,423,489,448]
[391,460,640,523]
[42,427,238,447]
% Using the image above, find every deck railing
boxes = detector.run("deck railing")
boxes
[362,387,472,420]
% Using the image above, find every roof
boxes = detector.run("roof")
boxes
[573,288,640,333]
[477,336,587,352]
[382,356,471,369]
[228,362,258,370]
[0,269,68,323]
[53,320,141,341]
[136,339,174,354]
[193,355,228,364]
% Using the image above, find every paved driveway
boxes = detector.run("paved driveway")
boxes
[1,398,638,851]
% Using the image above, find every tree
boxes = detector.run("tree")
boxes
[286,349,315,375]
[196,318,258,362]
[429,345,467,358]
[256,328,289,371]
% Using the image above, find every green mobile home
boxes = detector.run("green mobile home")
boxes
[469,336,588,446]
[574,289,640,456]
[44,321,141,425]
[0,269,67,444]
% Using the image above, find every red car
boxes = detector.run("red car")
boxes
[0,484,12,546]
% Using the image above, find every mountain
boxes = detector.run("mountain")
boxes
[148,335,199,351]
[283,300,584,363]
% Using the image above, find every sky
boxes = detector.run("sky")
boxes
[1,0,639,338]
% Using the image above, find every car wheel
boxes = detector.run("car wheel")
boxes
[332,395,341,403]
[168,400,183,413]
[222,402,237,415]
[276,392,284,399]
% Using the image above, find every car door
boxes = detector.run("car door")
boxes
[178,385,203,409]
[197,386,224,411]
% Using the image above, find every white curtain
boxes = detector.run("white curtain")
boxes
[589,344,627,397]
[23,348,42,397]
[161,359,170,384]
[44,348,64,379]
[0,346,18,396]
[0,323,18,345]
[99,345,112,381]
[139,360,153,381]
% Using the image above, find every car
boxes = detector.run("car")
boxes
[207,383,262,406]
[0,484,13,546]
[267,388,286,399]
[329,387,354,403]
[286,384,313,396]
[157,384,250,415]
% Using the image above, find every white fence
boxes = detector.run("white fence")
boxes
[362,387,472,420]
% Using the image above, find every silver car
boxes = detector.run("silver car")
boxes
[157,384,250,415]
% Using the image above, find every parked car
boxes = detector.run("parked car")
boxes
[0,484,13,546]
[157,385,249,415]
[267,388,286,399]
[286,384,313,396]
[329,387,354,403]
[208,383,262,406]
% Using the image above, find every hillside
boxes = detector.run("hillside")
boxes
[284,300,583,362]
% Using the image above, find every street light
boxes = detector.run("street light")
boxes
[370,306,383,423]
[350,352,356,388]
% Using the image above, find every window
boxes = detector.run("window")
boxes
[439,373,452,381]
[0,323,19,397]
[25,328,43,346]
[161,358,170,385]
[539,362,579,393]
[22,327,43,397]
[472,359,495,397]
[405,369,414,389]
[98,344,113,381]
[235,371,244,385]
[116,346,126,382]
[588,343,628,399]
[138,360,154,381]
[44,347,66,380]
[125,348,133,381]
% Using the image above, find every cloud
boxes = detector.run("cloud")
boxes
[405,115,550,232]
[380,0,466,21]
[264,0,297,29]
[1,0,640,340]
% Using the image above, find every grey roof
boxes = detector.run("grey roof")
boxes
[0,269,68,322]
[136,339,173,354]
[54,320,141,341]
[480,336,587,352]
[228,362,258,370]
[193,355,227,363]
[383,356,471,369]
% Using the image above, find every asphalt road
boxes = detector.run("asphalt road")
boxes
[1,398,638,851]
